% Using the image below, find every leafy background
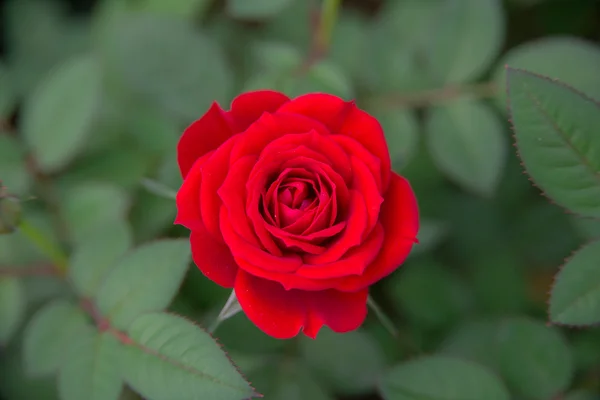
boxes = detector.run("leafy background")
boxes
[1,0,600,399]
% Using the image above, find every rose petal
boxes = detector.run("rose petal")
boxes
[218,155,263,247]
[350,155,384,238]
[229,90,290,131]
[230,113,331,161]
[303,190,368,265]
[177,103,236,178]
[174,152,212,231]
[335,173,419,292]
[220,206,302,273]
[190,225,239,288]
[303,287,369,339]
[296,224,383,279]
[278,93,391,190]
[234,270,368,339]
[200,136,238,241]
[333,135,383,193]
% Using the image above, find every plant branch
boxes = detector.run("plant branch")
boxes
[373,81,499,109]
[299,0,342,72]
[0,264,59,277]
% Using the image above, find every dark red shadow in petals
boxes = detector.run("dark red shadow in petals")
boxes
[234,270,368,339]
[200,136,238,241]
[190,226,238,288]
[220,206,302,273]
[296,224,383,279]
[177,103,236,178]
[234,257,338,291]
[229,90,290,132]
[254,130,352,184]
[350,156,384,238]
[334,173,419,292]
[174,152,212,232]
[303,191,368,265]
[217,155,264,248]
[333,135,383,193]
[303,288,369,339]
[230,113,331,161]
[278,94,391,190]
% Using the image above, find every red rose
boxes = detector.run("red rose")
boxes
[175,91,419,339]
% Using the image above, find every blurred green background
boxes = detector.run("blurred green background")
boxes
[1,0,600,399]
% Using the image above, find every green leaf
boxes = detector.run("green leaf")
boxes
[61,182,130,244]
[368,108,419,169]
[564,390,599,400]
[227,0,294,20]
[379,355,510,400]
[0,278,25,345]
[0,135,31,196]
[495,37,600,110]
[410,219,448,256]
[440,320,502,369]
[22,53,101,172]
[121,312,256,400]
[496,318,574,400]
[95,239,191,330]
[59,148,151,190]
[550,240,600,325]
[69,220,133,297]
[130,191,177,242]
[364,0,440,93]
[426,0,505,84]
[249,362,332,400]
[386,260,472,329]
[330,10,369,81]
[23,300,90,376]
[507,67,600,217]
[426,98,507,197]
[58,328,123,400]
[300,328,385,395]
[100,14,232,124]
[0,61,16,118]
[135,0,212,19]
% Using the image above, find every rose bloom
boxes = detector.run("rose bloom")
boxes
[175,91,419,339]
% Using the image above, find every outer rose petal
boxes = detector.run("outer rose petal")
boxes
[177,103,236,178]
[190,225,239,288]
[229,90,290,131]
[277,93,391,189]
[174,153,211,232]
[235,270,368,339]
[335,172,419,292]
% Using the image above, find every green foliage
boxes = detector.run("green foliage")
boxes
[507,67,600,217]
[495,37,600,109]
[550,240,600,325]
[23,300,90,377]
[379,356,510,400]
[22,54,102,173]
[95,239,191,330]
[99,13,232,124]
[58,328,123,400]
[0,277,25,345]
[69,220,133,297]
[441,317,574,400]
[121,312,257,400]
[227,0,294,20]
[425,98,507,196]
[426,0,505,84]
[300,328,386,396]
[2,0,600,398]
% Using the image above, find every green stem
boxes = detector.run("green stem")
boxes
[18,219,68,275]
[315,0,341,55]
[367,295,398,337]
